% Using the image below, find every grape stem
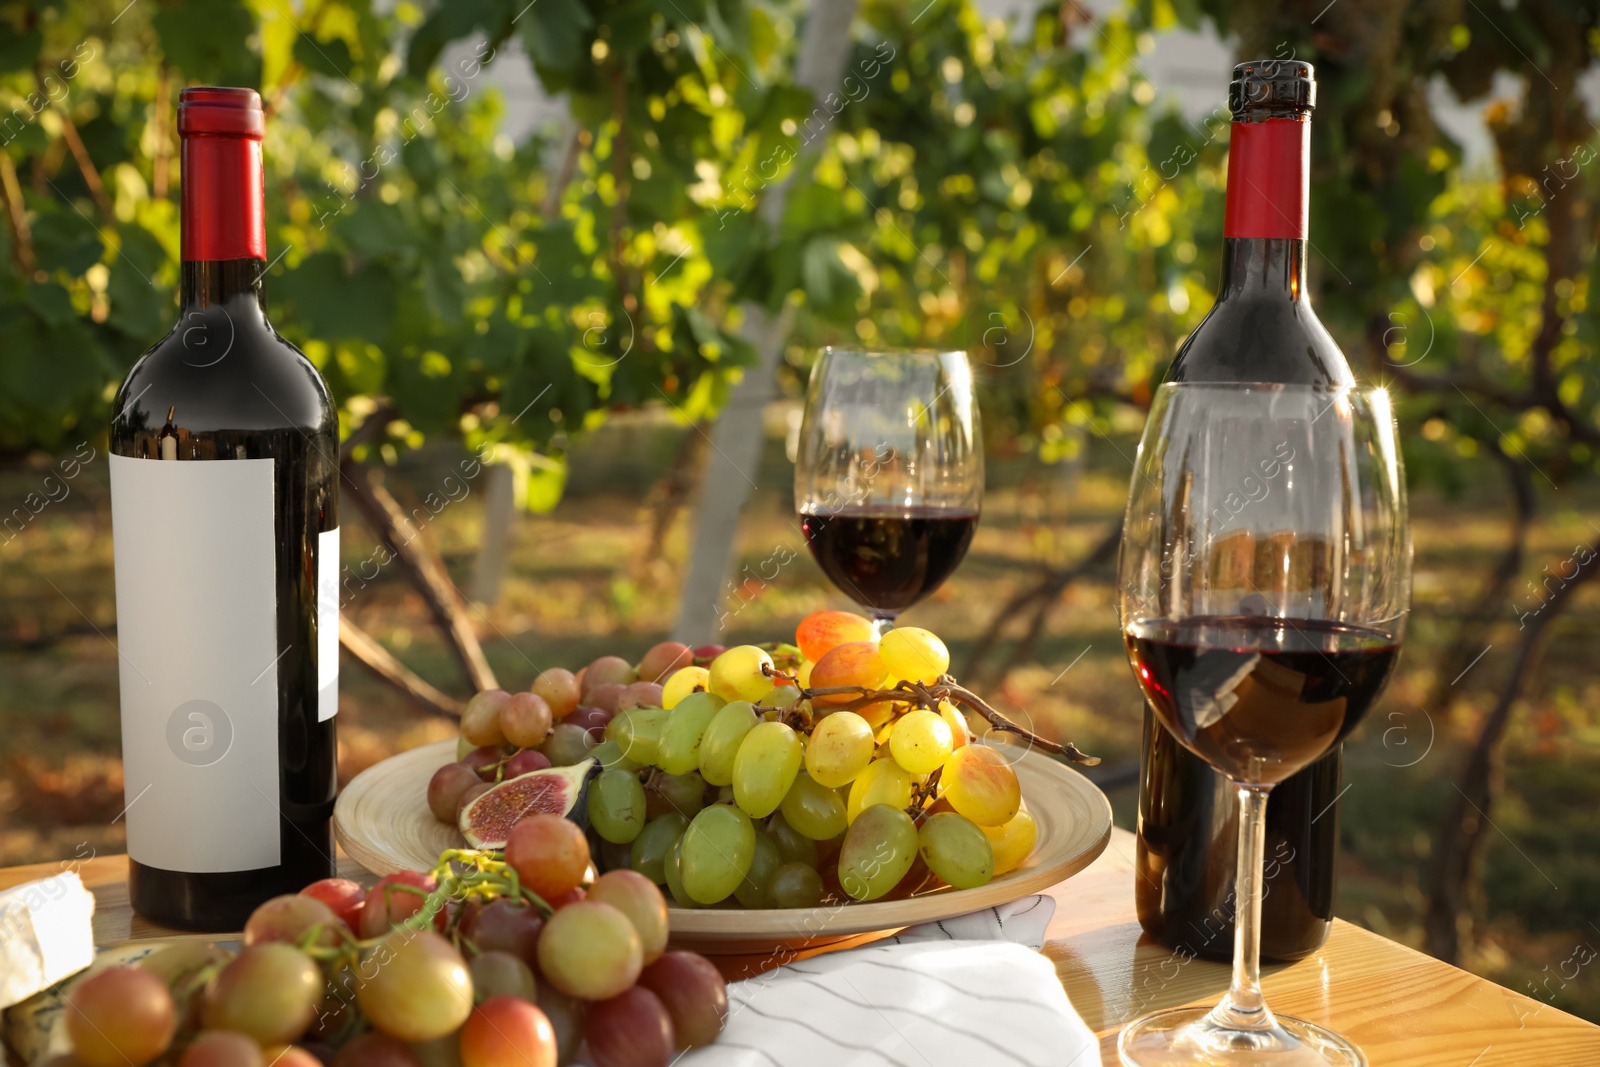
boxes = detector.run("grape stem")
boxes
[799,676,1101,766]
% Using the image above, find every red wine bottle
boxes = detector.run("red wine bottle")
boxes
[1137,61,1353,962]
[109,88,339,930]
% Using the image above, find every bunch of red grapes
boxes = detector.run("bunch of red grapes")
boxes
[60,819,727,1067]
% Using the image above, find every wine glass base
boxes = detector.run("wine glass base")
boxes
[1118,1008,1367,1067]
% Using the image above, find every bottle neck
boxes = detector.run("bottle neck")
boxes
[180,259,266,311]
[180,130,265,263]
[1220,114,1309,303]
[1217,237,1307,302]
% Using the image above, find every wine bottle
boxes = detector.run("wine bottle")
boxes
[109,87,339,930]
[1136,60,1349,962]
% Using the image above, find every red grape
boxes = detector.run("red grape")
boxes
[582,656,637,695]
[532,669,581,719]
[359,871,445,937]
[462,746,503,779]
[615,681,665,711]
[637,951,727,1048]
[690,644,726,665]
[458,996,556,1067]
[637,642,692,684]
[504,749,552,777]
[533,987,586,1066]
[535,902,642,1000]
[428,764,484,822]
[202,943,322,1044]
[178,1031,264,1067]
[66,965,177,1067]
[300,878,367,931]
[461,690,511,746]
[585,869,668,964]
[567,705,614,734]
[355,931,473,1043]
[501,692,554,749]
[504,814,589,900]
[467,951,536,1001]
[544,886,586,911]
[261,1046,323,1067]
[457,899,543,964]
[585,986,674,1067]
[330,1032,420,1067]
[244,894,346,948]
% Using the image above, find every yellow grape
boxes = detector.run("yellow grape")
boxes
[661,667,711,709]
[888,708,953,776]
[731,721,802,818]
[940,745,1021,826]
[804,711,875,788]
[939,700,972,751]
[877,627,949,685]
[846,758,915,824]
[708,646,775,704]
[982,809,1038,875]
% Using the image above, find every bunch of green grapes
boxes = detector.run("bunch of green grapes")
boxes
[588,618,1040,908]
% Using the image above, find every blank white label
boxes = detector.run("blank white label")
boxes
[318,527,339,722]
[110,454,281,874]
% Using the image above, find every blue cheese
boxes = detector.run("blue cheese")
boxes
[0,872,95,1011]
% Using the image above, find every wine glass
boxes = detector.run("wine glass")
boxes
[794,348,983,634]
[1117,383,1410,1067]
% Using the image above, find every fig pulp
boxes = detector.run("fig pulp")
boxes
[459,759,597,848]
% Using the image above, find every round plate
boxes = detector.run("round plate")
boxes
[335,739,1112,954]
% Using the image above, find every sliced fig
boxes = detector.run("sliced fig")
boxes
[459,759,597,848]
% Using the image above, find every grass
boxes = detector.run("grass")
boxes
[2,410,1598,1021]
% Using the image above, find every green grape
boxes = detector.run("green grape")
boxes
[838,805,919,901]
[679,804,756,904]
[733,831,782,908]
[846,758,916,824]
[731,721,803,818]
[805,711,876,788]
[917,811,994,889]
[765,684,803,710]
[588,767,648,844]
[778,772,847,841]
[590,738,641,772]
[646,769,709,820]
[630,812,688,883]
[655,691,725,775]
[696,701,759,787]
[888,708,954,776]
[767,862,825,908]
[662,836,702,908]
[877,626,950,685]
[201,944,321,1044]
[766,812,819,867]
[613,706,669,766]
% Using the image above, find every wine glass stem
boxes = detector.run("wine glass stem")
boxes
[1209,783,1277,1031]
[870,613,896,638]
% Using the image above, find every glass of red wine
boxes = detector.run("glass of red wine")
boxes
[1117,383,1410,1067]
[795,348,983,634]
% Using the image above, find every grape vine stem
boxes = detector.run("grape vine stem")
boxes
[792,674,1100,766]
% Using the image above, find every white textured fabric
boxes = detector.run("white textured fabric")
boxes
[674,896,1097,1067]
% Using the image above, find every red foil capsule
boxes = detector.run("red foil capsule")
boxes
[178,87,266,262]
[1222,116,1309,240]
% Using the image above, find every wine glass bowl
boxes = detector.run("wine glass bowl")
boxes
[1117,383,1410,1066]
[795,348,983,630]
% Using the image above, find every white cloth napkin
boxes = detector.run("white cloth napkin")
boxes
[675,895,1099,1067]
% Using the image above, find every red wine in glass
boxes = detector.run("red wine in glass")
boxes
[798,507,978,616]
[1126,616,1399,785]
[793,348,983,629]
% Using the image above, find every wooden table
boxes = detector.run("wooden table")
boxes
[4,831,1595,1065]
